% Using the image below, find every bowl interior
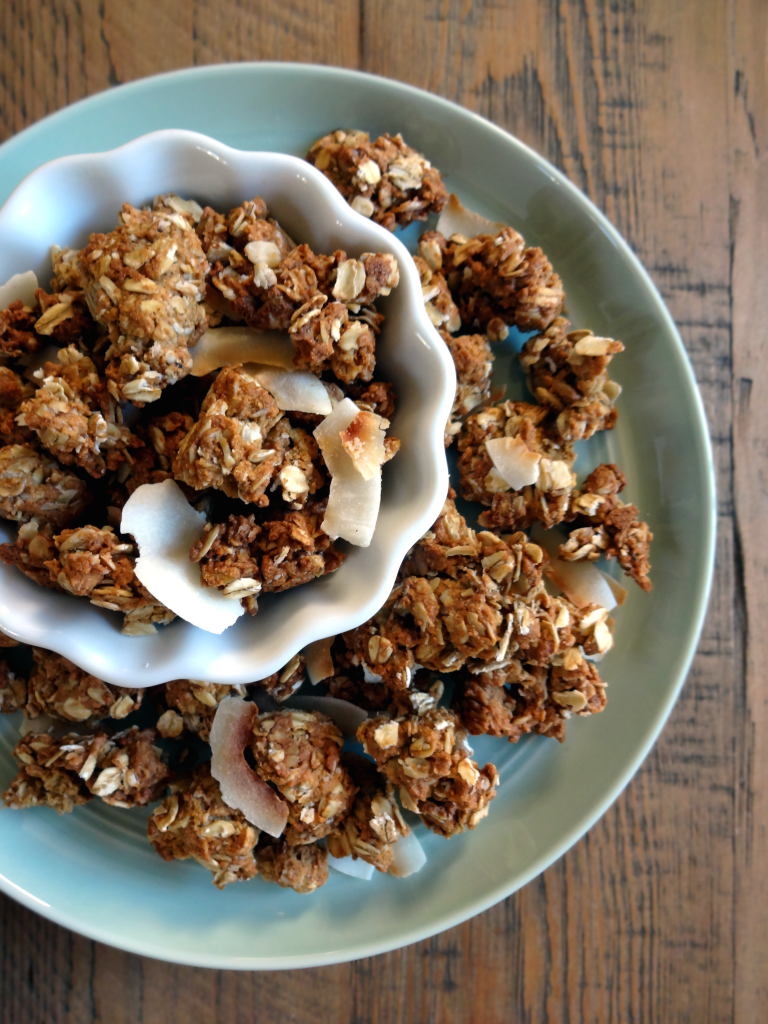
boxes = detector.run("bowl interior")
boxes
[0,65,714,969]
[0,134,453,686]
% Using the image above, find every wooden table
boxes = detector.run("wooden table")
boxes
[1,2,764,1020]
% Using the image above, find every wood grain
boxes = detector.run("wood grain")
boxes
[0,1,763,1021]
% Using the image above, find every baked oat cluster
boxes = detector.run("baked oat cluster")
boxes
[0,129,654,897]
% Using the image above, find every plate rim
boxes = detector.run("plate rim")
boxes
[0,61,717,970]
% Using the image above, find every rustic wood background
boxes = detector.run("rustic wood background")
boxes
[1,1,765,1021]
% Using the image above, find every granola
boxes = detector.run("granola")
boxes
[307,130,447,230]
[164,679,248,742]
[357,707,498,836]
[78,201,209,403]
[0,444,91,528]
[441,331,495,444]
[561,463,653,590]
[457,402,576,530]
[17,346,142,478]
[519,317,624,441]
[327,754,409,872]
[23,647,142,722]
[256,838,328,893]
[148,764,258,888]
[250,708,357,845]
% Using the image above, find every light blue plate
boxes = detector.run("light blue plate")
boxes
[0,64,715,969]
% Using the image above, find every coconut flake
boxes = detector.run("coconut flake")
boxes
[485,436,541,491]
[244,363,332,415]
[339,410,389,481]
[0,270,39,309]
[286,695,368,738]
[120,479,245,634]
[389,829,427,877]
[314,398,381,547]
[303,637,335,684]
[190,327,296,377]
[328,854,375,881]
[210,695,289,837]
[436,194,506,241]
[534,524,617,611]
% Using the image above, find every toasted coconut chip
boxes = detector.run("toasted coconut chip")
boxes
[314,397,381,547]
[0,270,39,309]
[328,854,375,881]
[389,829,427,877]
[436,194,507,241]
[339,410,390,482]
[121,479,246,634]
[190,327,296,377]
[533,524,617,611]
[485,436,541,491]
[304,637,335,684]
[601,571,628,607]
[210,695,289,838]
[23,344,63,381]
[244,363,332,415]
[286,696,368,739]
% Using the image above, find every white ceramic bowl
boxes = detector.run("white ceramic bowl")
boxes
[0,130,455,686]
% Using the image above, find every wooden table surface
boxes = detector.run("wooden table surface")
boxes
[1,2,765,1021]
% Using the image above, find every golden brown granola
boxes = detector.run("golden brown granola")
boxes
[327,754,409,872]
[18,346,143,478]
[147,764,258,888]
[457,401,575,530]
[562,463,653,591]
[520,317,624,441]
[77,202,209,403]
[172,365,283,504]
[357,707,498,837]
[250,708,357,845]
[164,679,248,742]
[256,838,328,893]
[24,648,142,723]
[0,445,91,528]
[307,130,447,230]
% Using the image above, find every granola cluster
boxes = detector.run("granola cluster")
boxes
[307,130,448,230]
[250,708,357,845]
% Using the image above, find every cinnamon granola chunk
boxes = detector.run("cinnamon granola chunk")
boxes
[172,365,283,504]
[0,367,35,446]
[24,648,142,723]
[164,679,248,742]
[288,294,376,383]
[33,287,96,347]
[254,653,306,702]
[0,300,40,360]
[250,708,357,845]
[357,707,498,836]
[307,130,447,230]
[41,524,175,635]
[2,730,93,813]
[190,507,344,613]
[519,317,624,441]
[147,764,258,888]
[77,201,209,403]
[85,726,171,807]
[457,401,575,530]
[440,331,494,444]
[433,227,565,334]
[327,754,409,872]
[256,838,328,893]
[561,463,653,591]
[0,445,91,528]
[18,347,142,478]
